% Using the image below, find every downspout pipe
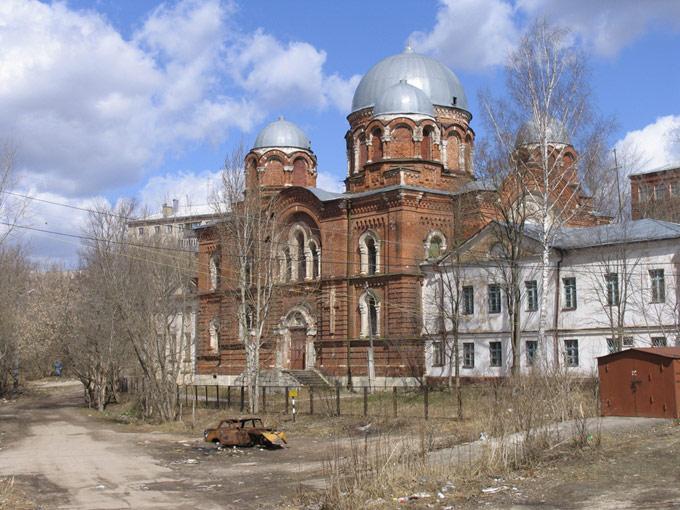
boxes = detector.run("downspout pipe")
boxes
[552,248,564,367]
[345,200,353,390]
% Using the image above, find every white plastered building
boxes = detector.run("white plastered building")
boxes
[422,219,680,378]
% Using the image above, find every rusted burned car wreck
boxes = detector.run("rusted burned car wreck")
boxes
[204,416,287,448]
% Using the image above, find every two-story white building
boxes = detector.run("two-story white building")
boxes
[422,219,680,378]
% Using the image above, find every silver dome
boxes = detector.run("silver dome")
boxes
[373,80,434,117]
[351,47,468,113]
[253,117,311,150]
[516,117,570,146]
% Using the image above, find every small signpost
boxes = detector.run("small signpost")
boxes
[289,388,298,422]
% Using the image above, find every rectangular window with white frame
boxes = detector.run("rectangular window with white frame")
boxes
[463,342,475,368]
[605,273,619,306]
[525,280,538,312]
[649,269,665,303]
[564,339,579,367]
[606,336,632,353]
[525,340,538,365]
[563,277,577,309]
[462,285,474,315]
[651,336,667,347]
[489,341,502,367]
[488,284,502,314]
[432,340,445,367]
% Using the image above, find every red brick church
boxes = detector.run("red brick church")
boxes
[195,47,604,386]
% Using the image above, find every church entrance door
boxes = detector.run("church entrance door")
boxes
[289,328,306,370]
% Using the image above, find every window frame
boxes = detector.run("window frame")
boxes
[488,284,502,314]
[525,340,538,365]
[463,342,475,369]
[563,277,577,310]
[489,341,502,367]
[564,339,579,367]
[431,340,445,367]
[651,336,667,347]
[462,285,474,315]
[525,280,538,312]
[605,272,619,306]
[649,269,665,303]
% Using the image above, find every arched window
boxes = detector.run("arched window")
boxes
[292,157,307,186]
[424,230,447,259]
[391,124,413,159]
[309,241,320,279]
[359,231,381,275]
[368,295,378,335]
[284,248,292,282]
[367,238,377,274]
[209,318,220,351]
[421,126,433,160]
[359,290,381,338]
[465,134,473,172]
[371,128,383,161]
[446,131,460,171]
[359,133,368,168]
[209,252,220,290]
[295,231,306,281]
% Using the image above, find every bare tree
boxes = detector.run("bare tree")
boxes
[482,21,610,365]
[213,145,281,414]
[65,202,136,411]
[18,267,73,379]
[475,119,536,375]
[0,246,32,393]
[0,143,26,246]
[114,216,195,420]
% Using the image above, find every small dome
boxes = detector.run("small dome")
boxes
[253,117,311,150]
[351,47,468,113]
[516,117,570,146]
[373,80,434,117]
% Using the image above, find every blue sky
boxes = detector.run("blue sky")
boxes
[1,0,679,264]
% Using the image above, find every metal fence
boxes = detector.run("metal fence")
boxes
[121,378,464,420]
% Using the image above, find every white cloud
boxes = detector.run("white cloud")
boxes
[316,170,345,193]
[14,190,110,267]
[412,0,680,71]
[228,29,361,113]
[1,0,358,202]
[615,115,680,172]
[137,170,222,211]
[410,0,520,70]
[0,0,258,198]
[518,0,680,57]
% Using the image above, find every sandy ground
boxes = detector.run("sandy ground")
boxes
[0,381,327,509]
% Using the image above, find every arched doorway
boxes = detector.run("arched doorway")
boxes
[278,307,316,370]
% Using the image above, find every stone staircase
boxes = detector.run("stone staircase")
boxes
[282,369,331,387]
[234,368,332,387]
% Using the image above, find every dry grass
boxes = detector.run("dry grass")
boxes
[293,372,601,510]
[0,478,33,510]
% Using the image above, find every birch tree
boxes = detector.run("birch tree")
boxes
[214,145,281,413]
[483,21,610,363]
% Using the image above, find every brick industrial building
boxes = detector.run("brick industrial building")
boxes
[630,163,680,222]
[194,47,607,386]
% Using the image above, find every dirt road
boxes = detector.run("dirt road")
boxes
[0,381,326,509]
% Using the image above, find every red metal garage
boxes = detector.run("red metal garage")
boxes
[598,347,680,419]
